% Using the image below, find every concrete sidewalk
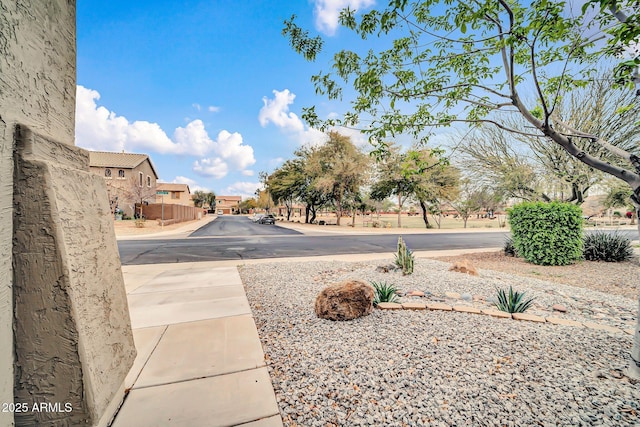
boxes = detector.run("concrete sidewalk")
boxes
[111,262,283,427]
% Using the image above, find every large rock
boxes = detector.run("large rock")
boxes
[315,280,375,321]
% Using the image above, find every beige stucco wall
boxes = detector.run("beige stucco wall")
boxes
[0,1,76,425]
[14,130,136,425]
[157,191,193,205]
[1,1,136,425]
[91,162,157,217]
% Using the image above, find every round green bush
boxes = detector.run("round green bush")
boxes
[508,202,583,266]
[583,231,635,262]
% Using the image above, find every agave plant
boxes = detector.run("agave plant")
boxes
[503,237,518,257]
[583,231,634,262]
[494,286,535,313]
[371,281,399,306]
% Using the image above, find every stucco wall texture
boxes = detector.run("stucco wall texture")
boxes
[1,1,136,425]
[14,129,136,426]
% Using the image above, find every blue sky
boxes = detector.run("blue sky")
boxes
[76,0,377,198]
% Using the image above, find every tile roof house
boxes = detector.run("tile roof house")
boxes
[155,183,192,206]
[89,151,159,217]
[215,196,242,214]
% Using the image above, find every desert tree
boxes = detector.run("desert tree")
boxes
[458,73,640,204]
[284,0,640,378]
[267,159,305,221]
[192,190,206,208]
[305,131,370,225]
[447,180,484,228]
[371,144,459,227]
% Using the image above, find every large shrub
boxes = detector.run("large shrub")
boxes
[508,202,583,266]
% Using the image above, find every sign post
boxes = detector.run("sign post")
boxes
[156,191,169,228]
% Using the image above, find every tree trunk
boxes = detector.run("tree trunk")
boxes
[351,208,356,227]
[629,206,640,380]
[310,206,317,224]
[419,199,431,228]
[397,194,402,228]
[305,206,310,223]
[335,198,342,225]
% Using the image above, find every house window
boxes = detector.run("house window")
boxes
[147,175,151,187]
[118,169,125,179]
[171,191,179,199]
[138,172,143,187]
[104,169,112,178]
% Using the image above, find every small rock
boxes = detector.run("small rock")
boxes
[552,304,567,313]
[445,291,461,299]
[407,290,425,297]
[448,260,479,276]
[461,293,473,302]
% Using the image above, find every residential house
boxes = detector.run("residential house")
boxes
[89,151,159,218]
[215,196,242,214]
[155,183,192,206]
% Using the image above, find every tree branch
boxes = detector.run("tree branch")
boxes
[551,114,633,161]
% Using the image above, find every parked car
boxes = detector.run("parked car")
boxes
[258,214,275,225]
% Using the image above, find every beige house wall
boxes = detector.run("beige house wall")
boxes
[90,161,158,217]
[1,1,136,425]
[157,191,193,205]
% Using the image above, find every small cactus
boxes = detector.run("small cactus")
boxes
[394,236,414,275]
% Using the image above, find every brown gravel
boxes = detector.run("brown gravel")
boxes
[431,251,639,301]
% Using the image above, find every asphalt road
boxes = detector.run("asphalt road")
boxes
[118,216,638,265]
[190,215,302,237]
[119,216,508,265]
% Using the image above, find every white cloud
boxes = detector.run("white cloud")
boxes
[259,89,368,148]
[173,120,214,157]
[208,105,221,113]
[223,181,262,199]
[259,89,326,145]
[314,0,375,35]
[259,89,305,132]
[192,103,201,111]
[193,158,229,179]
[75,85,256,179]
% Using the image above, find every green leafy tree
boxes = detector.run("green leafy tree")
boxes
[305,131,370,225]
[268,159,305,221]
[203,192,216,210]
[192,190,206,208]
[371,145,458,227]
[370,144,420,228]
[238,198,257,214]
[290,146,331,224]
[285,0,640,379]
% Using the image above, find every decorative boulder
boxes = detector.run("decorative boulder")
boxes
[314,280,375,321]
[449,260,479,276]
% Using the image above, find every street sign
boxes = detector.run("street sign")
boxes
[156,191,169,195]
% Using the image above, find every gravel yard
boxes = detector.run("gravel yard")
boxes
[239,256,640,426]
